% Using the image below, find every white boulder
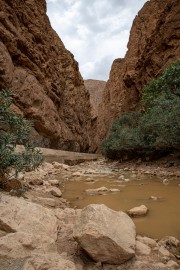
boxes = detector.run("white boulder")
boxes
[73,204,136,264]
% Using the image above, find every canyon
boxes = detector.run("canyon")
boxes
[0,1,180,269]
[0,0,180,151]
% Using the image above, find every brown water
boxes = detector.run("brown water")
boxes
[62,173,180,240]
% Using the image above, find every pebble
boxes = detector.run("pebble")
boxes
[159,246,170,257]
[166,260,179,269]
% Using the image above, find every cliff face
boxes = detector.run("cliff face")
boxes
[96,0,180,146]
[84,79,106,119]
[0,0,91,151]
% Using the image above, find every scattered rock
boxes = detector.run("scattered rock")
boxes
[37,197,57,207]
[23,253,77,270]
[109,188,120,192]
[136,235,157,248]
[85,177,95,182]
[149,196,159,201]
[72,172,83,177]
[136,240,151,256]
[85,187,109,195]
[159,246,170,257]
[127,205,148,217]
[29,178,43,186]
[0,231,56,258]
[48,179,59,186]
[73,204,136,264]
[17,172,24,181]
[163,179,169,185]
[85,169,97,174]
[47,187,62,197]
[166,260,179,269]
[52,162,70,170]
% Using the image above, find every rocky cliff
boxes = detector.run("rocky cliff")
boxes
[0,0,91,152]
[96,0,180,146]
[84,79,106,119]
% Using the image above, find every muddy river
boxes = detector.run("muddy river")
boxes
[62,173,180,240]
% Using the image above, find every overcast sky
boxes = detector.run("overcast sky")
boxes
[46,0,147,81]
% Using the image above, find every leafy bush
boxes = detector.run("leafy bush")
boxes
[101,112,143,159]
[0,89,43,185]
[142,60,180,109]
[101,61,180,159]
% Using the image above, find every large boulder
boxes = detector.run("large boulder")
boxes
[0,194,58,239]
[0,194,58,258]
[73,204,136,264]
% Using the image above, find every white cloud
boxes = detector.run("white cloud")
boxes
[46,0,147,80]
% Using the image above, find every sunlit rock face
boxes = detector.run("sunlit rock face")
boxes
[0,0,92,152]
[96,0,180,146]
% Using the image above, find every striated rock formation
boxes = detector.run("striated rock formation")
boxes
[96,0,180,146]
[84,79,106,119]
[0,0,91,152]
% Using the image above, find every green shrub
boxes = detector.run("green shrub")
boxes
[101,112,143,159]
[0,89,43,185]
[101,61,180,159]
[142,60,180,109]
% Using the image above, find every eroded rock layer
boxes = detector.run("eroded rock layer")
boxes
[0,0,91,151]
[96,0,180,146]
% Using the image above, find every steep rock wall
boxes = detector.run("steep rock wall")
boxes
[96,0,180,146]
[84,79,106,119]
[0,0,91,151]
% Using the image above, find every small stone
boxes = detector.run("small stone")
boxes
[136,235,157,248]
[159,246,170,257]
[48,187,62,197]
[166,260,179,269]
[42,162,54,172]
[127,205,148,217]
[37,197,56,207]
[72,172,83,177]
[85,177,95,182]
[17,172,24,180]
[52,162,70,170]
[29,178,43,185]
[153,262,166,268]
[136,240,151,255]
[163,179,169,185]
[109,188,120,192]
[48,179,59,186]
[85,187,108,195]
[149,196,158,200]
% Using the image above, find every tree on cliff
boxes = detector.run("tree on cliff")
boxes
[101,60,180,159]
[0,90,43,189]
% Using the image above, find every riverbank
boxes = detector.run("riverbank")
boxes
[0,153,180,269]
